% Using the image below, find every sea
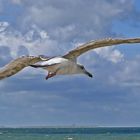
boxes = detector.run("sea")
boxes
[0,127,140,140]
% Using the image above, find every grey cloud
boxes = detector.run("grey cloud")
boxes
[18,0,136,42]
[108,55,140,86]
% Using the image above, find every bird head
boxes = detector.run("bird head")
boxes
[78,64,93,78]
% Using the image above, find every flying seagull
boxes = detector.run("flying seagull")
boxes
[0,37,140,80]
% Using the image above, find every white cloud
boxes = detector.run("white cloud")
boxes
[0,23,59,58]
[94,47,124,63]
[0,22,9,32]
[108,56,140,86]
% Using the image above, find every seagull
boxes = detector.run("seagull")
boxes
[0,38,140,80]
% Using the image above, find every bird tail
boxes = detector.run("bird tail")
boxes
[30,64,47,68]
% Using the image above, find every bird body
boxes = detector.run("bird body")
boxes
[1,38,140,80]
[42,57,79,75]
[31,57,92,79]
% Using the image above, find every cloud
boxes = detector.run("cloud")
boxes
[0,22,60,58]
[109,55,140,86]
[0,0,138,61]
[0,22,9,32]
[0,0,140,126]
[17,0,136,42]
[94,46,124,63]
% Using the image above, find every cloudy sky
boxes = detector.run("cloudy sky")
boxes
[0,0,140,127]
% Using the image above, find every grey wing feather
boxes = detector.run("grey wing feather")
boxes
[0,55,49,80]
[63,38,140,60]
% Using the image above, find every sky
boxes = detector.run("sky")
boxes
[0,0,140,127]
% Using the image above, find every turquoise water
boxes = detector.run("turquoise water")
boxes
[0,127,140,140]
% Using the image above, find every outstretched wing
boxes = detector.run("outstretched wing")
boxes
[0,55,49,80]
[63,38,140,60]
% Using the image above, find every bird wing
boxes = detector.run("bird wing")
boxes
[63,38,140,60]
[0,55,49,80]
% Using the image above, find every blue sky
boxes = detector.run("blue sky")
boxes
[0,0,140,127]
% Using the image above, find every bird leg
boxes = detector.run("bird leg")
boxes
[45,72,56,80]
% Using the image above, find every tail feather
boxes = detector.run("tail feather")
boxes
[30,64,47,68]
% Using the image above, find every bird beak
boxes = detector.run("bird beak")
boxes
[84,70,93,78]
